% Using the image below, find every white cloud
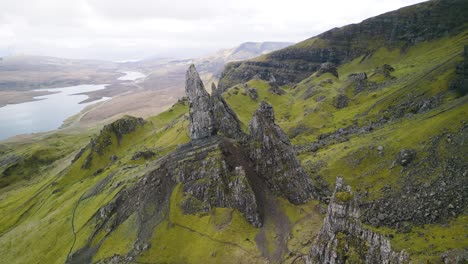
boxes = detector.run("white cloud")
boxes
[0,0,427,60]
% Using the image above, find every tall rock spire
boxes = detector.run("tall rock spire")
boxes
[185,64,215,139]
[248,101,316,204]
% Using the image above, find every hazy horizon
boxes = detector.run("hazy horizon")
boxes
[0,0,426,61]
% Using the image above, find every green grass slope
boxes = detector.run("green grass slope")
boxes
[221,30,468,262]
[0,2,467,264]
[218,0,468,89]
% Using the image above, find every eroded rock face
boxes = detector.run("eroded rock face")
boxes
[211,83,246,141]
[348,72,368,94]
[248,101,316,204]
[309,177,409,264]
[317,62,339,78]
[168,137,262,227]
[186,64,216,139]
[450,45,468,96]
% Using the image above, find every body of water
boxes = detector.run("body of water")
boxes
[0,84,110,140]
[118,71,146,81]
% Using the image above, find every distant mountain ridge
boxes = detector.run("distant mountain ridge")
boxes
[218,0,468,89]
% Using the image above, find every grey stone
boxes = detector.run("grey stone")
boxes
[186,64,216,139]
[310,177,410,264]
[211,83,246,141]
[248,101,317,204]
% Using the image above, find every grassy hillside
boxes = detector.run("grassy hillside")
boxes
[0,1,467,263]
[218,0,468,89]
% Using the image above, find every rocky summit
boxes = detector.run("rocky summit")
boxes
[186,64,216,139]
[66,65,320,262]
[1,0,467,263]
[248,102,317,204]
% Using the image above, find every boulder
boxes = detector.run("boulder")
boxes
[396,149,416,166]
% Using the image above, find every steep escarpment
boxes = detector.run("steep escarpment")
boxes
[218,0,468,89]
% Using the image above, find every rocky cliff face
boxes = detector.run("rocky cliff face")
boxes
[218,0,468,89]
[248,102,317,204]
[186,65,245,140]
[211,83,247,141]
[174,136,261,227]
[182,65,317,218]
[450,45,468,96]
[309,177,410,264]
[186,64,216,139]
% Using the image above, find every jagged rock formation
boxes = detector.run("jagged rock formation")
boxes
[186,64,216,139]
[309,177,410,264]
[333,94,349,109]
[372,64,395,79]
[248,101,316,204]
[175,137,261,227]
[268,74,285,95]
[211,83,247,140]
[68,65,319,263]
[186,65,245,140]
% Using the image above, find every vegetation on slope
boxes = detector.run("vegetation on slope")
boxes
[0,1,467,263]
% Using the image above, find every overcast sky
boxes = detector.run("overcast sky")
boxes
[0,0,427,61]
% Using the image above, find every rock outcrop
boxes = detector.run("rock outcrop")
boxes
[211,83,246,141]
[348,72,368,94]
[174,137,261,227]
[186,65,245,140]
[69,65,322,263]
[333,94,349,109]
[248,101,316,204]
[316,62,339,78]
[79,116,146,169]
[450,45,468,96]
[186,64,216,139]
[309,177,410,264]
